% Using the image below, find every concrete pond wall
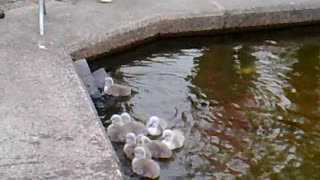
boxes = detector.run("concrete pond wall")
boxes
[0,0,320,179]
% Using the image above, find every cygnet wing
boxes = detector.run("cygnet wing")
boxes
[146,141,172,159]
[106,84,131,96]
[133,159,160,179]
[125,121,148,135]
[107,125,127,142]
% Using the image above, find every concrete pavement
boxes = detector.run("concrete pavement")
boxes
[0,0,320,179]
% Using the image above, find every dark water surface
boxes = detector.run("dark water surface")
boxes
[91,26,320,179]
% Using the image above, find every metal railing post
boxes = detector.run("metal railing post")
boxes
[39,0,45,35]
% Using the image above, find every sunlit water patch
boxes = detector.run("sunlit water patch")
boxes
[91,26,320,179]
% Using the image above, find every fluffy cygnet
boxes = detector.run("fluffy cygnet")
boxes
[123,133,137,159]
[141,135,172,159]
[132,147,160,179]
[161,129,185,150]
[121,113,148,135]
[135,134,152,159]
[104,77,131,97]
[146,116,168,136]
[106,114,127,142]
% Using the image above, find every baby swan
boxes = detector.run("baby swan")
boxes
[121,113,148,136]
[125,134,152,159]
[123,133,137,159]
[146,116,168,136]
[132,147,160,179]
[141,135,172,159]
[104,77,131,97]
[106,114,127,142]
[161,129,185,150]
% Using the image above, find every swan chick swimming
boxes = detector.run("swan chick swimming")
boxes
[104,77,131,97]
[124,133,152,159]
[146,116,168,136]
[123,133,137,159]
[132,147,160,179]
[135,134,152,158]
[121,113,148,135]
[161,129,185,150]
[106,114,127,142]
[141,135,172,159]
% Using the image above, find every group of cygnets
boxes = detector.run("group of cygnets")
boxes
[106,112,185,179]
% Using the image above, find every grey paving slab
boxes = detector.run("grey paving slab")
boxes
[0,0,320,179]
[0,45,121,179]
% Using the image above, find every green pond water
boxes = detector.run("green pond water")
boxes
[91,26,320,179]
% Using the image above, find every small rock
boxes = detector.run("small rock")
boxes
[209,100,219,105]
[215,112,223,118]
[231,103,241,109]
[276,116,283,120]
[38,43,48,50]
[265,40,277,45]
[92,68,109,89]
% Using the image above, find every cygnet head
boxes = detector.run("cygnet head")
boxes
[134,146,146,159]
[104,77,114,90]
[121,112,132,124]
[110,114,123,126]
[147,116,162,135]
[136,134,144,144]
[162,129,174,141]
[147,116,160,128]
[125,133,136,145]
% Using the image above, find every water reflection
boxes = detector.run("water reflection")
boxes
[92,26,320,179]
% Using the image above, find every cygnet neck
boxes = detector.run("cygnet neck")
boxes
[104,77,114,90]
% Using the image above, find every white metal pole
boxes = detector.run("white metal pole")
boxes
[39,0,44,35]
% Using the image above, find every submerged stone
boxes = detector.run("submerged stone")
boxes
[82,75,101,99]
[92,68,109,89]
